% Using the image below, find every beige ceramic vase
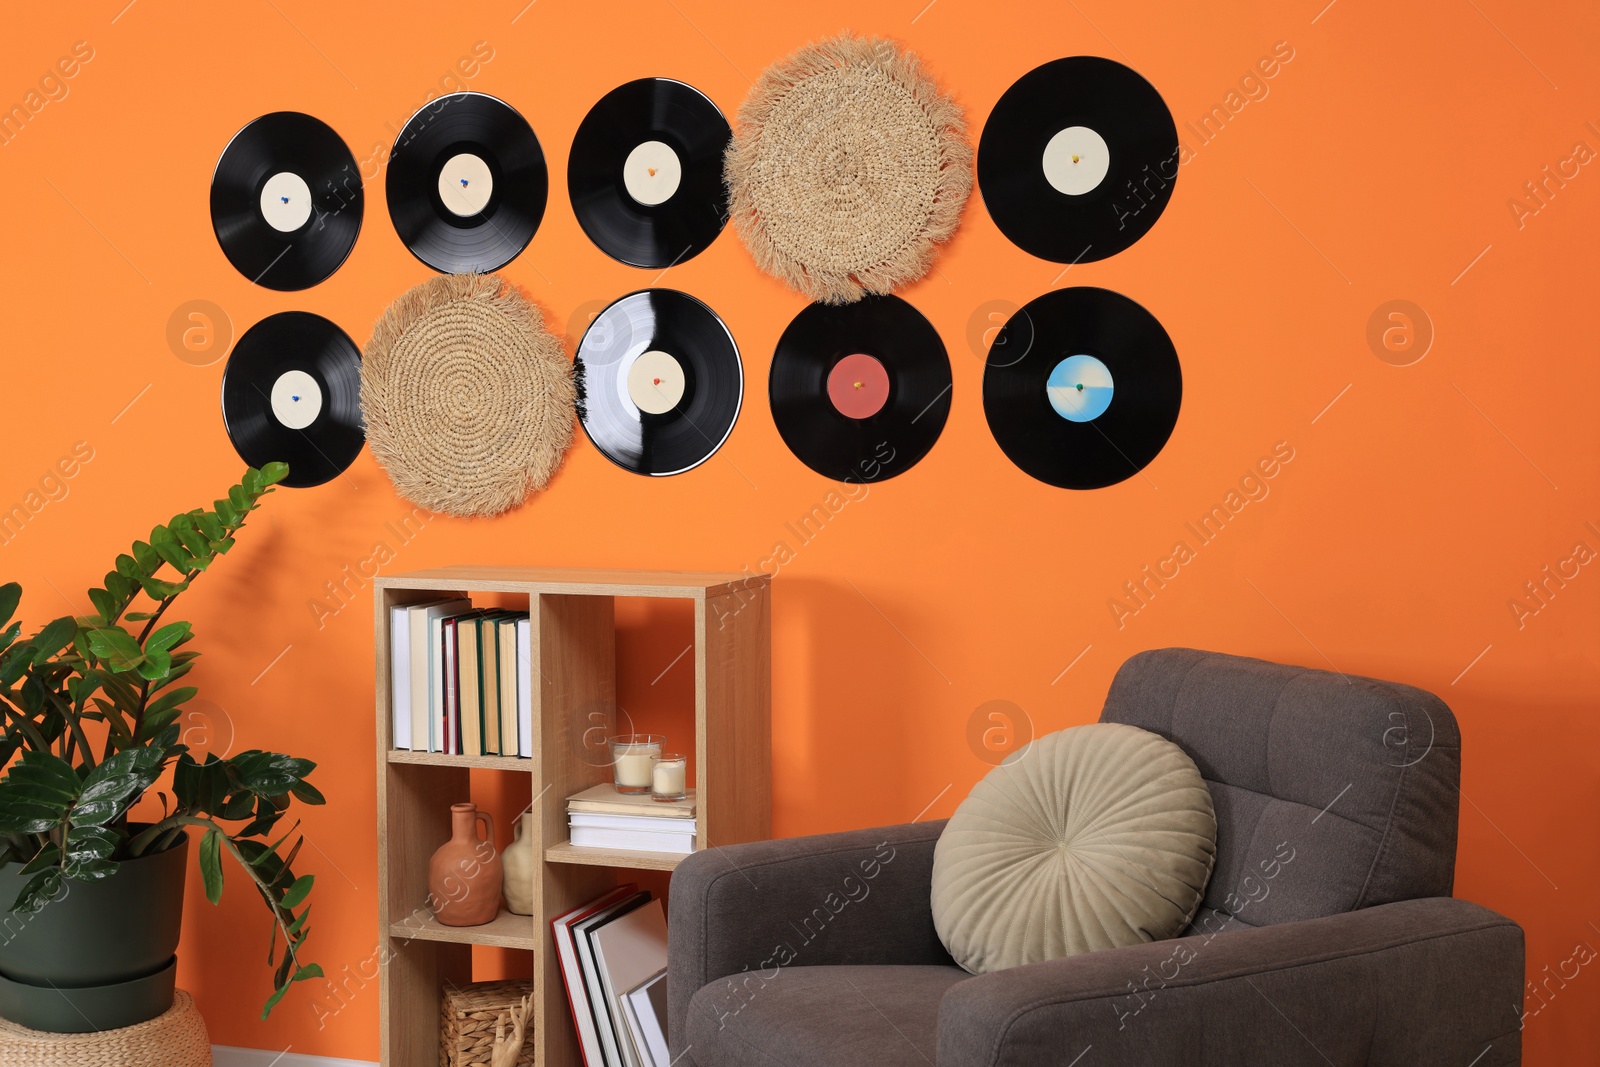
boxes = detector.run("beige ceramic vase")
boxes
[428,802,503,926]
[502,810,536,916]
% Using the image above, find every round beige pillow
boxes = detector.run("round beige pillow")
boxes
[932,723,1216,974]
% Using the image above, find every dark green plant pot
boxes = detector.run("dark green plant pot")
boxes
[0,830,187,1032]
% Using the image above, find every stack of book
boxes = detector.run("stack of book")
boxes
[388,598,532,756]
[568,784,697,855]
[553,886,671,1067]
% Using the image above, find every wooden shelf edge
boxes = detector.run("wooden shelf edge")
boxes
[544,841,689,872]
[387,749,531,770]
[387,907,541,950]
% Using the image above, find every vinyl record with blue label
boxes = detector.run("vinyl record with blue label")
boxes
[982,287,1180,489]
[386,92,548,273]
[210,112,363,290]
[769,295,951,482]
[574,290,742,476]
[978,57,1178,263]
[221,312,365,488]
[568,78,731,268]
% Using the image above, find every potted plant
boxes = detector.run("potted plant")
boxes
[0,463,324,1032]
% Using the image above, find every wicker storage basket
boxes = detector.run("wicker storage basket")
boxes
[0,988,210,1067]
[440,979,535,1067]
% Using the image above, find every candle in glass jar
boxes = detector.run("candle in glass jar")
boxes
[652,754,687,801]
[609,734,663,794]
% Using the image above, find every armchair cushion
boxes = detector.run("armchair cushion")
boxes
[932,723,1216,973]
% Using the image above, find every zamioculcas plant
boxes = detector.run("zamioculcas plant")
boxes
[0,463,326,1017]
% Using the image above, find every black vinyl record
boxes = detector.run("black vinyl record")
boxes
[386,92,547,273]
[983,287,1180,489]
[770,296,951,483]
[568,78,731,268]
[210,112,363,290]
[978,57,1178,263]
[575,290,742,476]
[221,312,365,488]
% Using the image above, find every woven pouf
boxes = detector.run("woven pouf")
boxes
[362,273,575,517]
[725,32,971,304]
[0,990,209,1067]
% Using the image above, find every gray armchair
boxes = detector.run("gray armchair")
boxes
[668,648,1524,1066]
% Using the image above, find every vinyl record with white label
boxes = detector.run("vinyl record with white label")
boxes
[982,287,1180,489]
[978,57,1178,262]
[568,78,731,268]
[386,92,548,273]
[770,295,951,482]
[221,312,364,488]
[210,112,363,290]
[575,290,741,476]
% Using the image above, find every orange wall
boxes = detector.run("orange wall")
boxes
[3,0,1598,1061]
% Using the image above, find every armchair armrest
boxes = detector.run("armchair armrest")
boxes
[938,897,1524,1067]
[668,821,952,1058]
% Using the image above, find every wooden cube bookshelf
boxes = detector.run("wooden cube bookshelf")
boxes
[373,567,772,1067]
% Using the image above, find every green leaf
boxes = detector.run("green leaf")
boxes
[0,750,80,834]
[199,828,223,905]
[150,540,194,574]
[105,572,135,605]
[0,648,37,685]
[280,873,314,909]
[115,554,141,579]
[146,622,191,654]
[87,587,115,625]
[259,462,290,487]
[228,484,249,511]
[73,744,167,826]
[170,519,212,567]
[137,576,189,599]
[143,686,196,721]
[209,537,237,555]
[0,584,20,629]
[242,469,264,496]
[213,498,239,526]
[30,617,77,664]
[134,649,171,681]
[228,751,317,796]
[87,628,144,673]
[288,780,326,806]
[9,869,63,914]
[131,540,161,574]
[285,902,312,938]
[62,825,121,878]
[194,511,224,541]
[123,611,156,622]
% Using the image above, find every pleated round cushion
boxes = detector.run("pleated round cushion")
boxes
[932,723,1217,974]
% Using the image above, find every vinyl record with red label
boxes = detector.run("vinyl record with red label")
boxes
[221,312,365,488]
[978,56,1178,263]
[982,287,1180,489]
[386,92,548,274]
[574,289,742,476]
[568,78,731,268]
[770,295,951,483]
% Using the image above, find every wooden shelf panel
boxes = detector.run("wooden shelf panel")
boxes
[377,566,766,599]
[544,840,689,872]
[388,907,541,950]
[387,749,530,770]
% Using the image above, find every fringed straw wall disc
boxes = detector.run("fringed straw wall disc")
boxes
[362,274,574,517]
[725,32,972,304]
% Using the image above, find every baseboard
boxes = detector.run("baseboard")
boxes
[212,1046,376,1067]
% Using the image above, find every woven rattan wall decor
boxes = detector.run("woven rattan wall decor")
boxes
[361,273,575,517]
[725,32,972,304]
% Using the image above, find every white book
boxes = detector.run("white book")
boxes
[570,827,697,854]
[389,605,411,750]
[623,970,670,1067]
[569,812,699,834]
[516,616,532,759]
[592,900,669,1067]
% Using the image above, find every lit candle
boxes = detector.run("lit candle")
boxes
[609,734,662,794]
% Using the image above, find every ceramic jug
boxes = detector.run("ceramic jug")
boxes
[428,802,503,926]
[502,810,536,915]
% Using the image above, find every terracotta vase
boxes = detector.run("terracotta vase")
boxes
[502,811,537,916]
[428,803,503,927]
